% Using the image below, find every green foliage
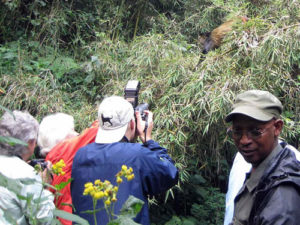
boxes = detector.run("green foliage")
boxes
[107,195,144,225]
[0,172,142,225]
[118,195,144,218]
[0,172,89,225]
[53,209,89,225]
[0,136,28,147]
[54,179,72,192]
[0,171,23,195]
[150,163,225,225]
[164,215,199,225]
[189,187,224,225]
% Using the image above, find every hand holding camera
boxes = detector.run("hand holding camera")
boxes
[28,159,53,184]
[135,110,153,143]
[124,80,153,143]
[28,159,48,171]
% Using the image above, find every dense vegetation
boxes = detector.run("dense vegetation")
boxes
[1,0,299,224]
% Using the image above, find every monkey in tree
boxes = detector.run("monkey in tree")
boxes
[195,16,248,69]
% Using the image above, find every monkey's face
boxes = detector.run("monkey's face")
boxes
[202,36,215,54]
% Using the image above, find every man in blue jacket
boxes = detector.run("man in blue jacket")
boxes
[71,96,178,225]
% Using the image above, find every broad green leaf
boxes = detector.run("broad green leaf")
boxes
[0,173,22,194]
[119,195,144,217]
[108,215,141,225]
[55,178,72,191]
[53,209,89,225]
[190,174,206,185]
[2,210,18,225]
[0,105,14,116]
[3,52,17,59]
[0,136,28,147]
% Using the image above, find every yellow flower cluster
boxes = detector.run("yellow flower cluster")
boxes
[83,165,135,206]
[83,179,118,205]
[52,159,66,176]
[116,165,135,184]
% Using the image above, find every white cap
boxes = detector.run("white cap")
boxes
[95,96,134,144]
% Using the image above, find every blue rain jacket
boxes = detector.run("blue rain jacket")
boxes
[71,139,178,225]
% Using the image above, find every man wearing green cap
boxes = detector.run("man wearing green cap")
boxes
[226,90,300,225]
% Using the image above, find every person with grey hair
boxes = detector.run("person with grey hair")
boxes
[0,110,55,225]
[38,112,78,157]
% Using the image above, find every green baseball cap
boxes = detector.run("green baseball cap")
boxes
[225,90,283,122]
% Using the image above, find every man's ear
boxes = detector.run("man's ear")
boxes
[27,139,36,150]
[130,119,135,130]
[274,119,283,136]
[22,139,36,161]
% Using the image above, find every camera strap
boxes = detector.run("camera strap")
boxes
[144,115,148,142]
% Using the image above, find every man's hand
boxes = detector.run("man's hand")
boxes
[135,110,153,143]
[40,161,53,185]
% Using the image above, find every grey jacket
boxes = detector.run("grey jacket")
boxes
[235,142,300,225]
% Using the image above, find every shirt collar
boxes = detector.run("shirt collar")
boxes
[246,143,282,193]
[120,136,129,143]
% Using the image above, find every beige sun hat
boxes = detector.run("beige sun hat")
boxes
[225,90,283,122]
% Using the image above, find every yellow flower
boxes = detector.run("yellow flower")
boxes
[85,186,94,194]
[104,180,111,186]
[116,171,123,177]
[121,165,127,171]
[113,186,118,192]
[95,179,101,185]
[83,184,95,195]
[94,191,104,199]
[90,190,96,197]
[52,159,66,176]
[82,165,134,206]
[105,199,111,206]
[127,174,135,181]
[85,182,93,188]
[116,177,123,184]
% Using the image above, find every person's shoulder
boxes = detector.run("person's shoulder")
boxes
[274,142,300,178]
[0,156,40,180]
[280,141,300,161]
[285,144,300,161]
[73,142,97,158]
[118,142,146,153]
[114,142,153,158]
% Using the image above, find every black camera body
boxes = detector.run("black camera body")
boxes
[135,103,149,121]
[29,159,48,171]
[124,80,148,121]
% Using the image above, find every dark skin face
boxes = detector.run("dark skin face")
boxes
[232,115,283,168]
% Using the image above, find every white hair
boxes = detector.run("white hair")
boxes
[38,113,77,157]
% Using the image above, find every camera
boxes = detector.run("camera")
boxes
[28,159,48,171]
[135,103,149,121]
[124,80,149,121]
